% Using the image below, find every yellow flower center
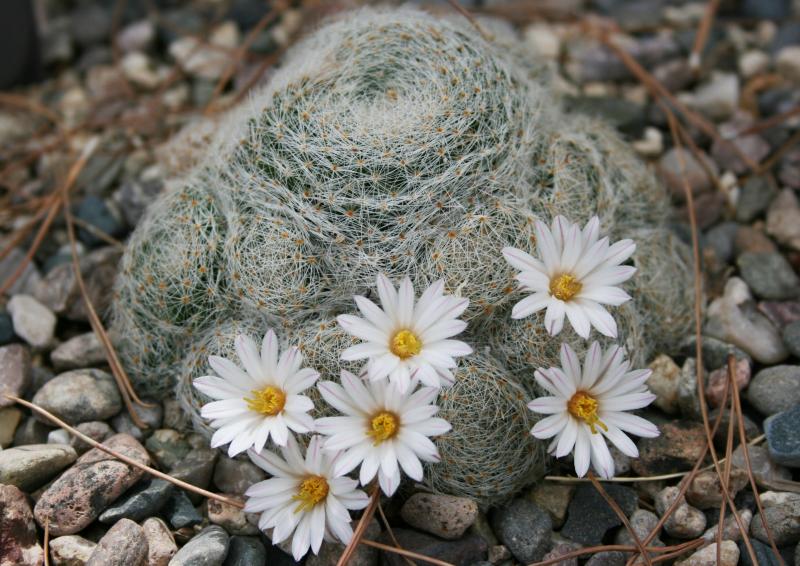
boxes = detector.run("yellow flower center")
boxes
[390,329,422,359]
[549,274,582,301]
[292,475,329,513]
[567,391,607,434]
[368,411,399,444]
[245,385,286,416]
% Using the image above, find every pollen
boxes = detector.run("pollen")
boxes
[245,385,286,416]
[292,475,329,513]
[549,274,582,302]
[390,329,422,359]
[567,391,607,434]
[368,411,399,444]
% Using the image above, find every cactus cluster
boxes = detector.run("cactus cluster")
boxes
[111,7,694,506]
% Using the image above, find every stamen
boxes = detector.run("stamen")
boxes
[549,274,582,301]
[567,391,607,434]
[390,329,422,359]
[292,475,329,513]
[368,411,399,444]
[245,385,286,416]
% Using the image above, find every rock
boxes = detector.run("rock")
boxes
[586,551,626,566]
[686,469,749,509]
[117,20,155,53]
[632,421,706,476]
[776,46,800,83]
[784,321,800,357]
[70,4,111,47]
[0,484,44,566]
[654,486,707,539]
[705,278,788,364]
[49,535,96,565]
[712,121,771,176]
[111,402,163,441]
[684,72,739,122]
[169,448,218,496]
[0,344,31,407]
[765,405,800,467]
[566,96,645,137]
[400,493,478,540]
[121,52,161,89]
[164,491,202,529]
[0,248,42,298]
[145,429,191,469]
[632,127,663,157]
[75,196,125,248]
[207,495,258,535]
[734,225,777,256]
[32,369,122,425]
[739,50,771,78]
[379,528,487,566]
[13,417,50,446]
[705,358,750,408]
[731,444,792,483]
[683,336,752,373]
[469,512,498,547]
[98,478,174,523]
[613,508,661,547]
[86,518,148,566]
[750,492,800,545]
[736,176,776,223]
[523,23,561,59]
[142,517,177,566]
[705,221,739,265]
[213,456,266,495]
[540,539,581,566]
[675,540,739,566]
[0,444,77,491]
[737,253,799,301]
[657,148,718,201]
[169,525,229,566]
[51,333,106,371]
[169,22,239,80]
[647,355,681,414]
[527,483,573,529]
[0,312,14,345]
[0,408,22,447]
[561,484,637,546]
[709,408,760,448]
[305,518,379,566]
[747,366,800,416]
[739,538,785,566]
[767,189,800,251]
[223,536,267,566]
[677,357,702,419]
[491,499,552,563]
[760,301,800,329]
[48,429,71,445]
[7,294,56,349]
[702,508,753,543]
[71,421,114,455]
[113,177,164,227]
[34,434,149,536]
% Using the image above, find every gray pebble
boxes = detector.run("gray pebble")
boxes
[223,536,267,566]
[169,525,229,566]
[747,365,800,416]
[0,343,31,408]
[491,499,553,563]
[32,369,122,425]
[164,491,203,529]
[765,404,800,467]
[99,478,175,523]
[7,294,56,349]
[400,493,479,540]
[737,252,799,300]
[51,332,107,370]
[213,455,267,495]
[561,484,637,546]
[783,321,800,357]
[0,443,77,491]
[143,517,178,566]
[736,176,776,223]
[86,518,148,566]
[750,492,800,545]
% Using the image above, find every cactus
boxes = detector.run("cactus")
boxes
[112,7,695,506]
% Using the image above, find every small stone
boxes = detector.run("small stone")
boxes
[783,321,800,357]
[657,148,718,201]
[0,484,44,566]
[709,408,760,448]
[739,538,784,566]
[145,429,191,469]
[683,336,752,372]
[379,528,487,566]
[523,24,561,59]
[705,221,739,265]
[0,408,22,447]
[111,402,163,441]
[632,127,664,157]
[48,429,71,445]
[169,447,218,496]
[527,483,574,528]
[675,540,739,566]
[0,312,14,345]
[400,493,478,540]
[169,525,229,566]
[164,491,202,529]
[703,508,753,543]
[0,344,31,407]
[0,248,41,297]
[142,517,177,566]
[586,551,626,566]
[686,469,749,509]
[705,278,788,364]
[169,22,239,80]
[654,486,707,539]
[739,50,771,78]
[634,420,706,476]
[736,176,776,223]
[0,444,77,491]
[776,46,800,83]
[712,119,771,176]
[70,421,114,455]
[491,499,553,563]
[541,539,581,566]
[207,495,258,535]
[86,518,148,566]
[213,456,266,495]
[51,333,106,371]
[13,417,50,446]
[737,252,799,301]
[34,434,149,536]
[117,20,155,53]
[684,72,739,122]
[75,196,125,248]
[49,535,96,565]
[613,508,661,548]
[731,444,792,483]
[32,369,122,425]
[750,491,800,545]
[7,294,56,349]
[677,357,702,419]
[747,366,800,416]
[561,484,637,546]
[487,544,511,563]
[765,404,800,467]
[647,355,681,414]
[223,536,267,566]
[705,358,750,408]
[305,518,379,566]
[734,226,777,255]
[99,478,174,523]
[760,301,800,329]
[767,189,800,251]
[121,52,161,89]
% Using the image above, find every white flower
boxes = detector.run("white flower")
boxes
[528,342,659,479]
[193,330,319,456]
[245,435,370,561]
[502,215,636,338]
[337,274,473,393]
[316,370,451,496]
